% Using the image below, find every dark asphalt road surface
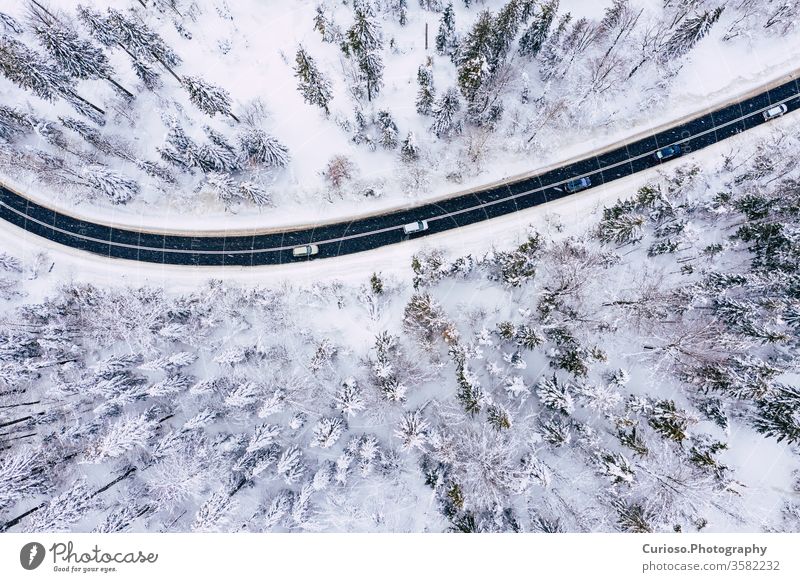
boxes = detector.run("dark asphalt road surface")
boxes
[1,77,799,266]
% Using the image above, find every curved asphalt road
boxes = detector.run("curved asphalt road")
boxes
[2,78,799,266]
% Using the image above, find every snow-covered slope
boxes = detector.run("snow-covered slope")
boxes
[2,0,800,229]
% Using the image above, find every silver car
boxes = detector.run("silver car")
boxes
[292,244,319,258]
[763,104,788,121]
[403,220,429,235]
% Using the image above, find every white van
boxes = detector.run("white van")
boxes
[763,104,788,121]
[403,220,429,235]
[292,244,319,258]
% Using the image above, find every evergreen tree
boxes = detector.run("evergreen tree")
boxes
[346,3,384,101]
[238,128,290,168]
[182,76,239,122]
[519,0,559,58]
[429,88,461,138]
[0,11,22,34]
[104,7,182,69]
[377,109,399,149]
[598,450,635,484]
[26,478,98,533]
[0,449,50,511]
[663,7,724,61]
[492,0,524,60]
[311,417,345,448]
[536,374,575,415]
[392,0,409,26]
[400,131,419,162]
[205,172,239,205]
[237,180,270,206]
[753,384,800,444]
[0,35,67,101]
[456,10,495,105]
[79,6,182,83]
[130,55,161,90]
[197,127,240,173]
[356,50,384,103]
[436,3,458,59]
[76,5,118,47]
[395,408,430,452]
[0,106,33,144]
[32,21,110,81]
[158,118,200,170]
[192,489,237,532]
[80,165,141,204]
[294,46,334,115]
[336,378,366,417]
[416,63,435,115]
[313,5,340,43]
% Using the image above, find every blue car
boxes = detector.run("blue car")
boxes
[654,144,682,161]
[564,177,592,193]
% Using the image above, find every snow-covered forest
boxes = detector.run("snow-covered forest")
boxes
[1,0,800,225]
[1,123,799,532]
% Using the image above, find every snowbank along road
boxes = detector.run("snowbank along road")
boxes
[1,76,799,266]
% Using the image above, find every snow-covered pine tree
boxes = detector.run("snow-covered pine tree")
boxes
[102,7,182,77]
[76,6,119,47]
[598,450,635,484]
[0,11,22,34]
[237,181,271,206]
[0,35,67,101]
[79,165,140,204]
[753,384,800,444]
[519,0,559,58]
[26,478,98,533]
[204,172,239,205]
[336,377,366,417]
[429,87,462,138]
[238,128,290,168]
[0,105,33,144]
[492,0,524,60]
[456,10,495,106]
[130,55,161,90]
[436,3,458,59]
[192,488,237,532]
[294,46,334,115]
[391,0,409,26]
[395,408,430,451]
[662,7,724,62]
[346,2,384,101]
[313,5,340,43]
[197,126,241,173]
[415,63,435,115]
[311,417,345,448]
[537,12,572,81]
[536,374,575,415]
[377,109,399,149]
[400,131,419,162]
[31,20,109,81]
[158,118,201,170]
[276,445,306,484]
[0,449,50,511]
[82,413,158,463]
[182,76,239,122]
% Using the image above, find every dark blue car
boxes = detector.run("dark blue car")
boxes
[564,177,592,193]
[654,144,682,161]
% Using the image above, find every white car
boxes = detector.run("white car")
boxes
[403,220,429,235]
[292,244,319,258]
[763,104,788,121]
